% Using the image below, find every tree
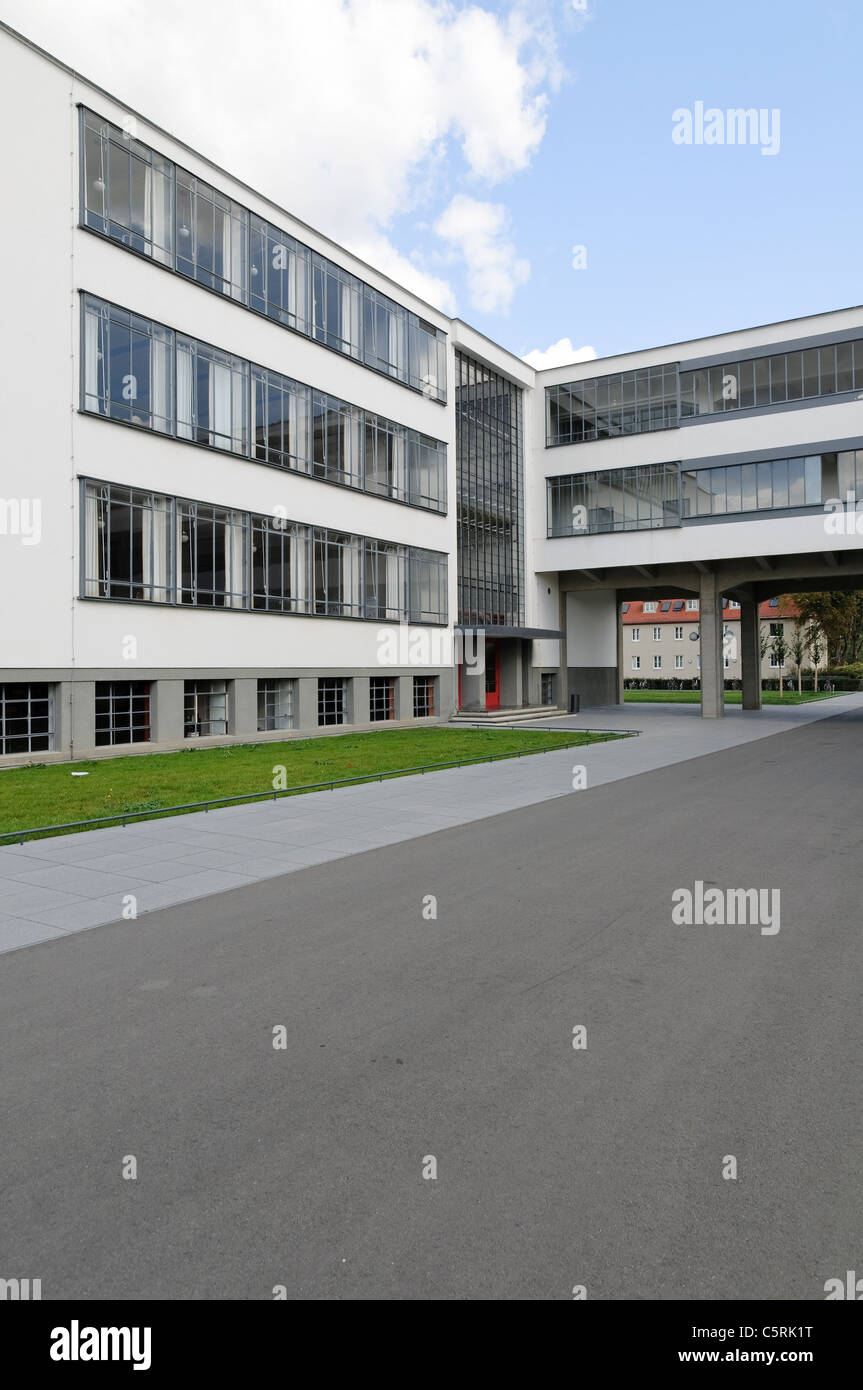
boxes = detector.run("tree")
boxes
[770,628,789,696]
[759,622,770,660]
[784,591,863,666]
[805,623,825,692]
[789,626,806,694]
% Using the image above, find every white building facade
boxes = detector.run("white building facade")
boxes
[2,19,863,764]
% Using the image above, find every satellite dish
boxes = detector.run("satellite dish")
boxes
[689,630,699,641]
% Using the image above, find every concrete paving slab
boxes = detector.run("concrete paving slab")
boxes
[1,691,860,955]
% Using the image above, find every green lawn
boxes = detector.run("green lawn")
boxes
[0,727,621,839]
[624,689,841,706]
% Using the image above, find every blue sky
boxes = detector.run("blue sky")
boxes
[2,0,862,365]
[476,0,863,361]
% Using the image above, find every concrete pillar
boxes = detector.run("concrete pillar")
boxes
[615,596,625,705]
[558,590,569,711]
[397,675,413,721]
[699,573,725,719]
[150,678,185,745]
[739,598,762,710]
[296,677,319,731]
[231,678,258,737]
[352,676,370,724]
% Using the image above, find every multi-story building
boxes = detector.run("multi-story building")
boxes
[621,598,810,686]
[2,18,863,766]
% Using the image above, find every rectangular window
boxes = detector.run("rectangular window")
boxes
[364,414,408,501]
[540,672,555,706]
[653,655,662,670]
[408,316,447,402]
[0,683,54,755]
[408,548,448,624]
[312,392,362,487]
[313,530,361,617]
[632,655,641,671]
[312,256,361,358]
[631,627,640,641]
[256,678,296,731]
[81,108,174,263]
[251,515,309,613]
[82,295,173,433]
[184,680,228,737]
[249,216,310,331]
[643,602,657,613]
[769,622,784,637]
[407,432,447,512]
[369,676,396,722]
[674,625,683,640]
[653,626,661,640]
[95,681,151,745]
[318,677,348,726]
[177,501,247,608]
[177,338,248,454]
[546,362,678,444]
[363,287,407,379]
[176,170,247,300]
[547,463,681,536]
[413,676,436,718]
[675,654,684,670]
[686,600,698,611]
[251,367,311,472]
[364,539,407,621]
[83,481,172,602]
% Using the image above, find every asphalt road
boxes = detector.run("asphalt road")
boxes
[1,708,861,1300]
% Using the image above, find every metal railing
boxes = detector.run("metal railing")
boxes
[0,729,637,846]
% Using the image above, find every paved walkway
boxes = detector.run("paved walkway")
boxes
[1,692,860,954]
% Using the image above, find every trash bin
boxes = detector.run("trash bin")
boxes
[569,692,580,714]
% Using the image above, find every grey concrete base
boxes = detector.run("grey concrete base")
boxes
[567,666,619,707]
[1,691,860,955]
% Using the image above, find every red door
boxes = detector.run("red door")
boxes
[485,641,501,710]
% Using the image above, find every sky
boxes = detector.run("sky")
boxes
[2,0,862,368]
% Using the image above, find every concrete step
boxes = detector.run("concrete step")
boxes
[449,707,568,725]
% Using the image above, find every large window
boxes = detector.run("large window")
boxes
[79,108,448,401]
[177,501,247,608]
[546,364,678,446]
[369,676,396,722]
[312,256,362,358]
[318,677,348,726]
[456,352,524,627]
[0,683,54,755]
[413,676,436,718]
[257,678,295,732]
[313,531,362,617]
[548,463,681,536]
[312,393,363,487]
[83,482,171,601]
[251,515,309,613]
[184,681,228,737]
[363,287,407,379]
[175,170,247,300]
[409,548,448,624]
[249,216,310,332]
[251,366,311,472]
[177,338,248,454]
[681,453,826,519]
[82,481,447,622]
[82,298,173,433]
[95,682,151,746]
[364,539,407,621]
[81,108,173,262]
[680,340,863,418]
[81,295,445,510]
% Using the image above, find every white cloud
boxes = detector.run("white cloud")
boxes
[0,0,559,315]
[434,195,530,315]
[521,337,597,370]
